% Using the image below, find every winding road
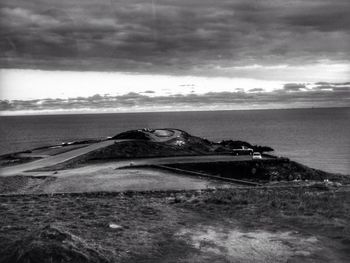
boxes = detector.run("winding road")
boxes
[116,155,253,168]
[0,129,263,176]
[0,140,115,176]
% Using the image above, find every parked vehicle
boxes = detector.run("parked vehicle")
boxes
[252,152,262,159]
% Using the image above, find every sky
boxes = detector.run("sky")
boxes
[0,0,349,115]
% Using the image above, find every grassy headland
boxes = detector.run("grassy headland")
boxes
[0,128,349,262]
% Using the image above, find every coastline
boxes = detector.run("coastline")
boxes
[1,107,349,174]
[0,128,349,262]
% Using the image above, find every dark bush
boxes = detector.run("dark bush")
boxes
[112,130,149,140]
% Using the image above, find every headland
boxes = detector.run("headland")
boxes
[0,128,349,262]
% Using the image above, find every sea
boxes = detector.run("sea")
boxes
[0,107,349,175]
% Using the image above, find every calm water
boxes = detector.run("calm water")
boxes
[0,108,349,174]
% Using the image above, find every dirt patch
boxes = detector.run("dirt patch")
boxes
[43,168,233,194]
[0,168,233,195]
[176,226,322,262]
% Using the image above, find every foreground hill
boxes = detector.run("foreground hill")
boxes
[1,187,349,263]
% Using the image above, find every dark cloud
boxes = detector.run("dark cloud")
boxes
[248,88,264,93]
[312,82,350,92]
[2,86,349,113]
[283,4,350,32]
[315,82,350,86]
[0,0,349,74]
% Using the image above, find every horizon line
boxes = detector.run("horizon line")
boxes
[1,106,348,117]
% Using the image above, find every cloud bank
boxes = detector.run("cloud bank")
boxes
[1,82,349,115]
[0,0,349,79]
[1,0,349,114]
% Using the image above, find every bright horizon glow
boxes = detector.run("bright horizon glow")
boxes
[2,61,350,101]
[0,62,349,115]
[1,68,286,100]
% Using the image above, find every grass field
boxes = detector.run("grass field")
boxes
[1,186,349,262]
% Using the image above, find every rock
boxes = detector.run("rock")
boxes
[109,224,123,230]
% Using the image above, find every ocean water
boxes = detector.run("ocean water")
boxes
[0,107,349,174]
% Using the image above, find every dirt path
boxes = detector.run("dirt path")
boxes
[117,155,254,168]
[0,150,259,177]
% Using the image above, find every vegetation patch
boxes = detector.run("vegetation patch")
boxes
[0,224,109,263]
[0,187,349,262]
[0,175,56,195]
[86,140,214,161]
[167,159,349,183]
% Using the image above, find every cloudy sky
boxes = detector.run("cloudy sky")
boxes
[0,0,349,115]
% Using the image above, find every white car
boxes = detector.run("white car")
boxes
[252,152,262,159]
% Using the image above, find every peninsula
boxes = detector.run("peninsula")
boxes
[0,129,349,263]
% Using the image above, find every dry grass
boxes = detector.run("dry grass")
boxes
[0,186,349,262]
